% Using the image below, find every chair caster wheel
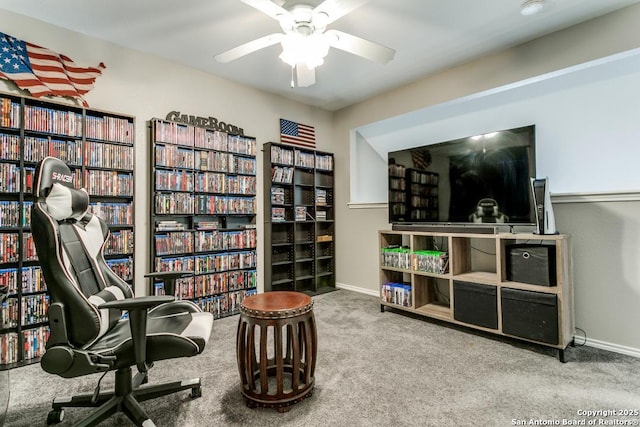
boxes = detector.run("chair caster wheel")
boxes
[190,386,202,398]
[47,408,64,425]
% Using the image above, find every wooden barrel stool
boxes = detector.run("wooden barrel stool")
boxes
[236,291,317,412]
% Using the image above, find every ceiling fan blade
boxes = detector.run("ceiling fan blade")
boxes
[325,29,395,64]
[214,33,284,63]
[296,64,316,87]
[314,0,369,24]
[240,0,288,20]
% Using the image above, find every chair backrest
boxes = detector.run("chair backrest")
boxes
[31,157,133,349]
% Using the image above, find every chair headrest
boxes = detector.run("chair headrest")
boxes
[33,157,89,221]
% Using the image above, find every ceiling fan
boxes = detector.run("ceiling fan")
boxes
[214,0,396,87]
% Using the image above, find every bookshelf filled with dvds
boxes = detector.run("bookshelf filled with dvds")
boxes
[0,92,135,369]
[264,141,335,294]
[149,119,257,319]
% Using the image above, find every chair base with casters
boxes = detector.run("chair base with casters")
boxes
[47,367,201,426]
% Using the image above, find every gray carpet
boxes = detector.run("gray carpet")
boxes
[5,289,640,426]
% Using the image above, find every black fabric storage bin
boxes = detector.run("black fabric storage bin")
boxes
[453,281,498,330]
[501,288,559,345]
[506,244,556,286]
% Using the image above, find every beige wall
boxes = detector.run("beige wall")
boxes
[0,9,334,295]
[332,4,640,354]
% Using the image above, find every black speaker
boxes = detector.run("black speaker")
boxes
[506,244,556,286]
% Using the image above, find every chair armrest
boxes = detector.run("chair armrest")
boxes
[99,295,174,372]
[145,271,193,296]
[98,295,174,311]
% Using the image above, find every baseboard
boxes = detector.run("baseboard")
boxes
[335,282,379,297]
[335,283,640,358]
[579,337,640,358]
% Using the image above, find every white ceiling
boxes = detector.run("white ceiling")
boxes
[1,0,639,111]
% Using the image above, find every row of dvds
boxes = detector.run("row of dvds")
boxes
[411,183,438,196]
[154,250,257,274]
[104,230,134,256]
[24,137,83,165]
[410,195,437,208]
[381,282,412,307]
[389,192,407,203]
[153,195,256,216]
[389,178,406,191]
[271,207,287,222]
[295,150,315,169]
[315,154,333,171]
[22,233,37,262]
[381,246,449,274]
[87,202,133,226]
[193,251,257,274]
[409,170,439,185]
[85,115,134,144]
[413,250,449,274]
[155,145,195,169]
[21,293,50,326]
[155,121,256,154]
[380,246,411,270]
[84,141,134,170]
[23,105,83,137]
[388,164,406,178]
[0,298,17,328]
[155,170,257,195]
[154,120,195,146]
[194,127,226,151]
[83,170,133,197]
[106,257,134,282]
[0,233,19,263]
[0,133,20,161]
[193,289,257,320]
[191,229,257,253]
[0,266,47,295]
[0,326,50,364]
[270,187,288,205]
[153,269,257,299]
[156,220,186,231]
[0,201,30,228]
[155,170,195,192]
[272,166,293,184]
[271,145,294,165]
[195,195,255,215]
[155,231,194,255]
[0,98,19,129]
[316,188,328,206]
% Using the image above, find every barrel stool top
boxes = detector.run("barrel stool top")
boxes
[241,291,313,319]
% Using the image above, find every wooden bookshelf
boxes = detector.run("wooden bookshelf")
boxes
[0,92,135,369]
[379,229,574,361]
[264,142,335,294]
[148,118,257,319]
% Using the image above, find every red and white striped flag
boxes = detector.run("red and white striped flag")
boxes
[0,32,105,107]
[280,118,316,148]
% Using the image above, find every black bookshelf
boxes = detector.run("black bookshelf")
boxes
[0,92,135,369]
[264,142,335,295]
[148,119,257,319]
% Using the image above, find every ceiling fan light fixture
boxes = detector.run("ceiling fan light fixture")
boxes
[279,33,330,69]
[520,0,545,16]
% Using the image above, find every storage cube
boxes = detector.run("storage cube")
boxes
[453,281,498,329]
[501,288,558,345]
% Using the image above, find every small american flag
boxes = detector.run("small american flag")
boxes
[0,32,105,107]
[280,118,316,148]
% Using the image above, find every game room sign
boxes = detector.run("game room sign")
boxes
[165,111,244,136]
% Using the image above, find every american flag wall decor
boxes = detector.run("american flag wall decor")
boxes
[0,31,105,107]
[280,118,316,148]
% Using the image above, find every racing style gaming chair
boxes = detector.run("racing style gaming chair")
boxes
[31,157,214,427]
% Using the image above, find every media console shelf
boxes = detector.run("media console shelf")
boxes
[379,230,574,361]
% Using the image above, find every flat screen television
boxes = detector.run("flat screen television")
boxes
[388,125,536,228]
